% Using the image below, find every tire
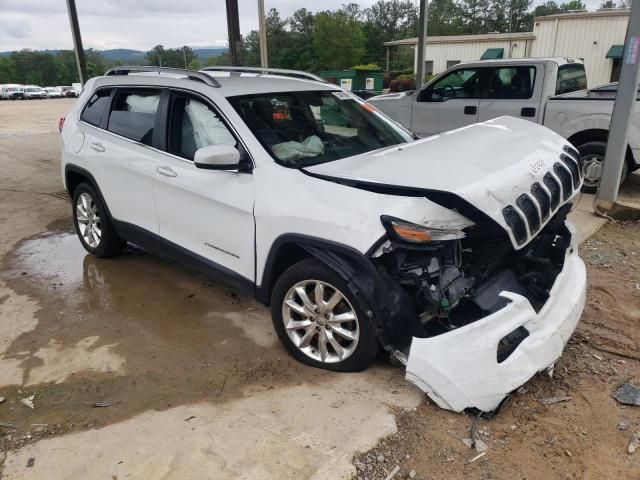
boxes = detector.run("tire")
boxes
[72,182,125,258]
[577,140,629,194]
[270,258,379,372]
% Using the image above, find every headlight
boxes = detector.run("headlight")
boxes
[381,216,466,243]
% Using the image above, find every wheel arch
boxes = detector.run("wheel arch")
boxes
[64,164,115,222]
[567,129,635,167]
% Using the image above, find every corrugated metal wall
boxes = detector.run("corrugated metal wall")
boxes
[531,14,630,87]
[422,40,530,75]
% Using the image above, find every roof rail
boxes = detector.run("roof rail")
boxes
[201,66,328,83]
[104,66,221,88]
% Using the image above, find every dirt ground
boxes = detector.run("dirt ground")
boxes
[0,98,639,479]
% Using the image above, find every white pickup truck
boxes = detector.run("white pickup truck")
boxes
[369,58,640,192]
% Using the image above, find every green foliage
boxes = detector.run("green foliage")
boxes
[145,45,198,68]
[352,63,381,70]
[313,12,366,70]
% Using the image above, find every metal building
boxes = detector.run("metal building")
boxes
[386,9,630,87]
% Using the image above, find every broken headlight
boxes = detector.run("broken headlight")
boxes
[381,216,466,243]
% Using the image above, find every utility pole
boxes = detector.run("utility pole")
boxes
[225,0,243,66]
[596,2,640,210]
[183,47,188,69]
[415,0,429,89]
[258,0,268,68]
[65,0,87,86]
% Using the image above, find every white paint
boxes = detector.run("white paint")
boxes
[2,372,422,480]
[406,238,587,412]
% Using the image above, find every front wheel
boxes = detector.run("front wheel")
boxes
[578,140,629,194]
[270,258,379,372]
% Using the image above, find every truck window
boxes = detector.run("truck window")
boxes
[556,64,587,95]
[424,68,481,101]
[486,67,536,99]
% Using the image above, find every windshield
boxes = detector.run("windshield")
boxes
[8,87,19,92]
[26,88,41,92]
[228,90,413,167]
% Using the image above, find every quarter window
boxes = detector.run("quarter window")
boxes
[556,64,587,95]
[168,95,236,160]
[80,89,112,127]
[107,90,161,145]
[486,66,536,99]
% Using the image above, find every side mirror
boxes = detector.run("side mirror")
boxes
[194,144,244,171]
[417,88,432,102]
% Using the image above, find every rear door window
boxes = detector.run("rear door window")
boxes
[107,89,161,145]
[556,64,587,95]
[80,89,112,127]
[486,66,536,99]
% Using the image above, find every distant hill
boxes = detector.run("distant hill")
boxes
[0,46,228,62]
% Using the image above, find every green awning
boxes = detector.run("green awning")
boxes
[480,48,504,60]
[606,45,624,59]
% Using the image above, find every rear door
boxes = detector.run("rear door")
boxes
[79,87,163,234]
[478,64,543,123]
[411,66,487,136]
[151,90,255,282]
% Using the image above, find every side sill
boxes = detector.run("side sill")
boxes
[113,220,256,299]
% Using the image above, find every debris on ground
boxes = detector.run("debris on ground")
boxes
[540,395,572,406]
[612,382,640,406]
[628,432,640,454]
[0,396,5,404]
[0,421,17,430]
[466,451,487,464]
[26,457,35,467]
[617,419,630,431]
[92,400,121,408]
[383,465,400,480]
[20,394,35,410]
[462,437,489,453]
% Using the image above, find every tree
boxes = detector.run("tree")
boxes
[600,0,617,7]
[427,0,463,36]
[533,1,562,16]
[145,45,166,67]
[560,0,586,10]
[313,12,366,70]
[459,0,492,34]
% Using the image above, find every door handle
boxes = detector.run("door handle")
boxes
[156,166,177,178]
[521,107,536,118]
[89,142,105,153]
[464,105,477,115]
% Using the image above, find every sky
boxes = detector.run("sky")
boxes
[0,0,606,52]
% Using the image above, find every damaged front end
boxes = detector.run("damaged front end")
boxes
[371,204,586,413]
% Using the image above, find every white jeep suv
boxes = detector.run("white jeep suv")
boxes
[60,66,587,413]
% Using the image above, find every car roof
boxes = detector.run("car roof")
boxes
[456,57,583,68]
[92,71,339,97]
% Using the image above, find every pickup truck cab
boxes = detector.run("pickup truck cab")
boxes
[369,58,640,192]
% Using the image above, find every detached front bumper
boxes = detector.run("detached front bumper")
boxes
[405,244,586,413]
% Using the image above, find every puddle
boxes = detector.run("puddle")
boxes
[0,228,329,441]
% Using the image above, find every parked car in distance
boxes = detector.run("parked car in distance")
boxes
[60,86,79,98]
[24,86,47,100]
[0,84,25,100]
[60,66,586,413]
[369,58,640,193]
[44,87,63,98]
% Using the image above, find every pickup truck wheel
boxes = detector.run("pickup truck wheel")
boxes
[578,141,629,194]
[72,183,125,258]
[271,258,379,372]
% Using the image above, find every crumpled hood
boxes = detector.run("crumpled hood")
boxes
[304,116,580,249]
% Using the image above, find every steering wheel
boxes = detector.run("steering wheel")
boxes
[442,84,456,98]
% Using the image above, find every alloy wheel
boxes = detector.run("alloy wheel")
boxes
[282,279,360,364]
[76,192,102,248]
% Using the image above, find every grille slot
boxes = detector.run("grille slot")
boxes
[516,194,541,234]
[554,163,573,200]
[530,182,551,222]
[543,173,561,210]
[560,154,581,188]
[502,206,528,246]
[563,145,581,166]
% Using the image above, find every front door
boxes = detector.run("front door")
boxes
[411,66,485,137]
[152,91,255,282]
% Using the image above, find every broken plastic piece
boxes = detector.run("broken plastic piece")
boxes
[405,250,586,413]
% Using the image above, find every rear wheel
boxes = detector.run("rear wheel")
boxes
[577,140,629,194]
[72,183,125,258]
[271,258,379,372]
